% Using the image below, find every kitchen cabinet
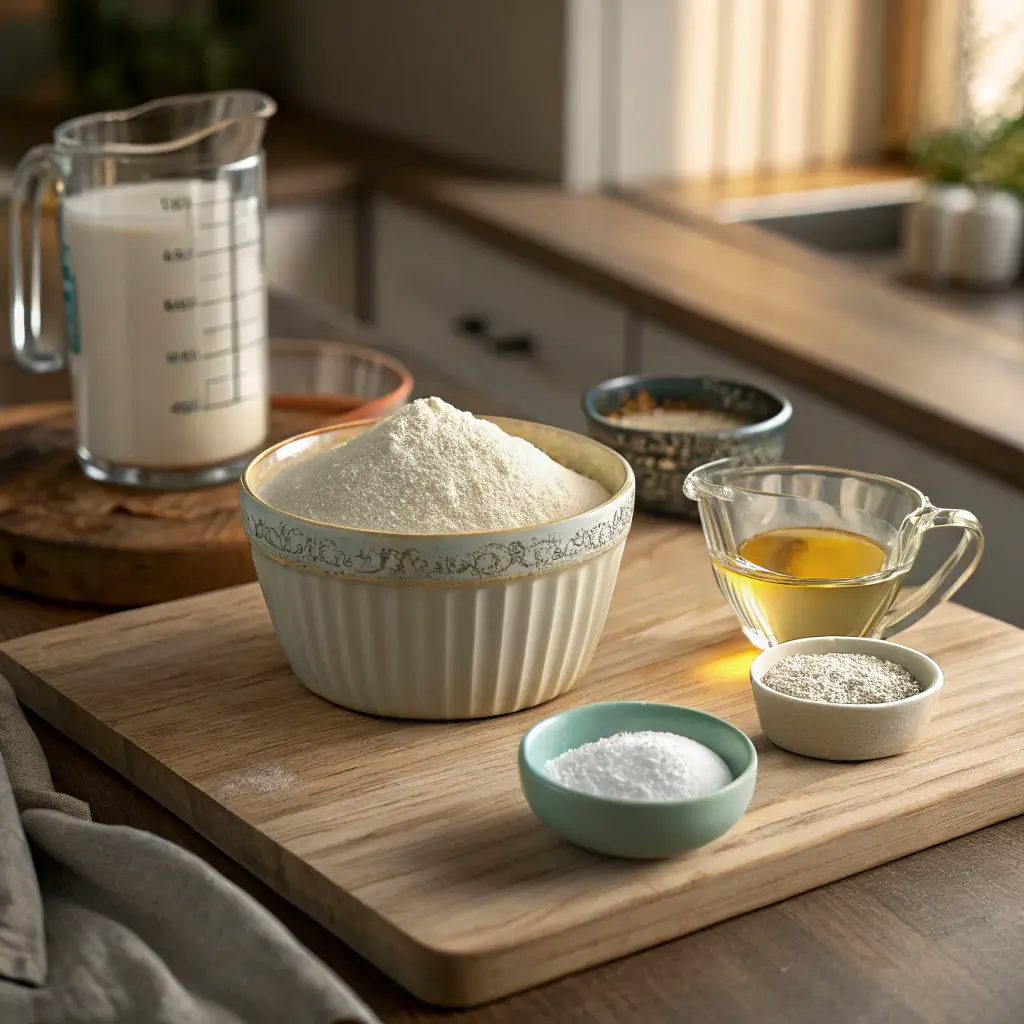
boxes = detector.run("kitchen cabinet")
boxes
[641,321,1023,627]
[269,0,604,187]
[265,200,355,317]
[373,198,629,429]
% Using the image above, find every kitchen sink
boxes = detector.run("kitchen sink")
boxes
[622,176,1024,341]
[712,179,920,255]
[715,179,1024,342]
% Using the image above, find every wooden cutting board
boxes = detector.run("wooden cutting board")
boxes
[0,402,339,607]
[2,519,1023,1007]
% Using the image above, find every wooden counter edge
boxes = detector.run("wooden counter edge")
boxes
[377,174,1024,494]
[8,102,1023,494]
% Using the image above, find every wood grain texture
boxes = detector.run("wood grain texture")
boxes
[25,709,1024,1024]
[0,587,100,642]
[631,163,916,212]
[2,519,1023,1007]
[0,402,337,607]
[624,179,1024,361]
[392,180,1024,490]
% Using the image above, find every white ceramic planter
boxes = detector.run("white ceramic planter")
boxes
[902,183,973,287]
[241,416,635,719]
[904,183,1024,290]
[953,188,1024,289]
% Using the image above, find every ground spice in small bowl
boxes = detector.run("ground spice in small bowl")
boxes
[762,652,921,704]
[606,389,755,432]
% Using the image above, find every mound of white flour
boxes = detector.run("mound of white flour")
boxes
[261,397,611,534]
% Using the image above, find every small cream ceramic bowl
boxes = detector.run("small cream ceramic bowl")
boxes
[749,636,943,761]
[240,417,635,720]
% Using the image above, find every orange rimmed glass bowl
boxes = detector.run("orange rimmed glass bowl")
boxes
[270,337,413,421]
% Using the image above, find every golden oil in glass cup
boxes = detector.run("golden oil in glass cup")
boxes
[684,461,983,649]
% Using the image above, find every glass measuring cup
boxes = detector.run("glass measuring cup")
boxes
[9,91,276,488]
[684,460,984,648]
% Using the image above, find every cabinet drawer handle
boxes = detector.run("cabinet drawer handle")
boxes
[453,314,534,354]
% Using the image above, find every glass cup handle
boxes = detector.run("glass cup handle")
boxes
[9,144,64,373]
[881,506,984,638]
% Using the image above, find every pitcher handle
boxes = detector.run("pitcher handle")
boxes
[9,144,63,373]
[881,506,984,638]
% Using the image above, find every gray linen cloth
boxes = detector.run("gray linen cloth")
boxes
[0,675,380,1024]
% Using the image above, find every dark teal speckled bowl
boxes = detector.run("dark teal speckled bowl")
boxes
[582,374,792,520]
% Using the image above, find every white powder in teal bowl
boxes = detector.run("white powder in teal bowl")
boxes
[544,730,733,801]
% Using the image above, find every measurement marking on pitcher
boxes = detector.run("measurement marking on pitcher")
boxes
[203,315,261,336]
[196,238,260,257]
[169,395,259,414]
[149,181,266,437]
[165,335,262,363]
[203,370,260,410]
[159,195,232,210]
[205,395,259,410]
[227,200,241,408]
[165,349,199,364]
[201,339,264,359]
[198,285,263,307]
[167,378,261,415]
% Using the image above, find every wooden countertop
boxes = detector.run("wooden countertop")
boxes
[629,164,917,209]
[386,177,1024,491]
[4,572,1024,1023]
[6,102,1024,490]
[627,167,1024,349]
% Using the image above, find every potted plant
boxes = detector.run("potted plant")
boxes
[906,119,1024,289]
[54,0,260,115]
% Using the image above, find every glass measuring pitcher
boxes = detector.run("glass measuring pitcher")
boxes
[9,91,276,488]
[683,460,984,648]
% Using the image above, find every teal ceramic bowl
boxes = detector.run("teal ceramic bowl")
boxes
[519,701,757,859]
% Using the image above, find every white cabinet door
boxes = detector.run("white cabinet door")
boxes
[265,201,355,317]
[374,198,629,430]
[642,322,1023,626]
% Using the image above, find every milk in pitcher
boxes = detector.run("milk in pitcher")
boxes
[60,178,268,470]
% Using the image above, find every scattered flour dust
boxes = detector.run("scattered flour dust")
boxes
[217,763,301,797]
[260,396,611,534]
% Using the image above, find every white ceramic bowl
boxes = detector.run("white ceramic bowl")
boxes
[240,417,635,720]
[749,636,943,761]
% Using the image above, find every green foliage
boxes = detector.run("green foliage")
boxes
[910,113,1024,198]
[55,1,260,113]
[974,114,1024,195]
[908,127,977,184]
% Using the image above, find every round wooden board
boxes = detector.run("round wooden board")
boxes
[0,402,341,608]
